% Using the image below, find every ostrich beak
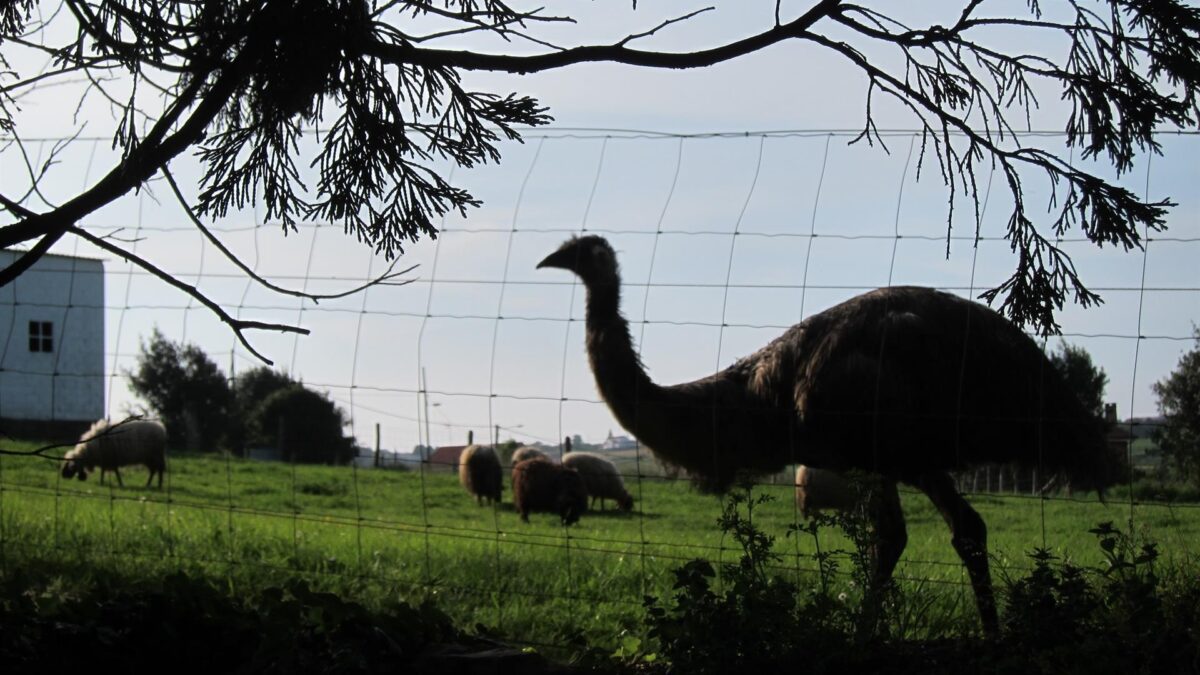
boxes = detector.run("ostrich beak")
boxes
[536,248,574,271]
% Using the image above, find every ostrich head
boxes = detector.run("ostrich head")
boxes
[536,235,619,287]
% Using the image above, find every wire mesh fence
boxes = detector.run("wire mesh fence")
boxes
[1,127,1198,647]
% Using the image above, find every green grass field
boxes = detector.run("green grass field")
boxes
[3,442,1199,652]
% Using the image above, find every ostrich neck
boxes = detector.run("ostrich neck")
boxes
[583,278,693,453]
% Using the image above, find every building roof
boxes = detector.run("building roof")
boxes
[429,445,467,466]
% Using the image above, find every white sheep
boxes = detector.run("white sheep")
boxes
[561,451,633,512]
[511,446,550,466]
[794,464,858,518]
[61,418,168,488]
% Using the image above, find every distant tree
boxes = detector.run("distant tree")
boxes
[1049,341,1109,420]
[228,366,298,455]
[1153,328,1200,487]
[250,385,354,465]
[127,329,231,451]
[495,438,520,467]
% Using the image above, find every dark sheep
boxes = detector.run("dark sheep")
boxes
[459,444,502,505]
[511,458,588,526]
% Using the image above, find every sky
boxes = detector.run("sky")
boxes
[2,1,1198,455]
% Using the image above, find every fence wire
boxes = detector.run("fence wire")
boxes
[1,128,1198,647]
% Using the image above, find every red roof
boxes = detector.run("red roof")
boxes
[429,445,466,466]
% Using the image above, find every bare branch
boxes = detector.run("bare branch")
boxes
[369,0,847,72]
[4,0,1198,339]
[67,225,308,365]
[162,166,419,303]
[617,7,715,47]
[808,29,1175,332]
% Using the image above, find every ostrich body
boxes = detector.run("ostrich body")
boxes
[538,235,1111,634]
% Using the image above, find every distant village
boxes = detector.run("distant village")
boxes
[354,429,641,471]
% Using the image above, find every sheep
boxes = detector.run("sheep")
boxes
[794,464,859,519]
[511,457,588,526]
[458,444,502,505]
[61,418,167,488]
[510,445,550,466]
[561,451,634,512]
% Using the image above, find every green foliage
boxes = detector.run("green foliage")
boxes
[999,521,1200,675]
[1154,328,1200,488]
[2,443,1199,665]
[642,488,853,674]
[253,385,355,465]
[126,328,231,451]
[494,439,520,467]
[229,366,298,455]
[639,488,1200,674]
[0,567,461,673]
[1049,341,1109,419]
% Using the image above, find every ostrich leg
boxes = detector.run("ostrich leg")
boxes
[915,472,999,635]
[869,479,908,585]
[860,478,907,636]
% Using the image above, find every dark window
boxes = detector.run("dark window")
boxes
[28,321,53,353]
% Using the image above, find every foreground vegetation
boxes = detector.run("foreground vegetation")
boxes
[2,441,1199,668]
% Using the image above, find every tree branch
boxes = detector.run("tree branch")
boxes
[367,0,845,72]
[807,29,1174,332]
[67,225,308,365]
[161,166,420,303]
[0,15,273,278]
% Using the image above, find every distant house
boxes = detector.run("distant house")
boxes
[0,250,105,441]
[600,430,637,452]
[429,444,468,471]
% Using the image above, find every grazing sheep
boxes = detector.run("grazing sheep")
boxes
[511,445,550,466]
[511,458,588,525]
[562,451,634,512]
[794,465,858,519]
[61,418,167,488]
[459,444,502,505]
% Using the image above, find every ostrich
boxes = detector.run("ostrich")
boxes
[537,234,1111,635]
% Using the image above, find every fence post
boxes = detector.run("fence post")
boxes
[374,423,381,468]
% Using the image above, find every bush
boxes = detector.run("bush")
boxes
[126,328,231,451]
[0,568,463,673]
[229,366,298,455]
[630,491,1200,675]
[251,385,355,465]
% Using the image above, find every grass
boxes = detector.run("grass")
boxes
[2,440,1199,653]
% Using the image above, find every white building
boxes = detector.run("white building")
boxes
[600,429,637,452]
[0,250,105,439]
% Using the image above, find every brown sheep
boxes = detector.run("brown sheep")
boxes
[459,444,502,505]
[511,458,588,525]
